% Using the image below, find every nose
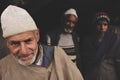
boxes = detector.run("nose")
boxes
[99,24,104,28]
[68,22,75,27]
[20,42,28,54]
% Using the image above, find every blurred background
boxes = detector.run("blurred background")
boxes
[0,0,120,39]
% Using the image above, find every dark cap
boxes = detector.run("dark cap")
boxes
[95,12,110,23]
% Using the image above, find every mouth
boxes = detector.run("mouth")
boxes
[19,54,33,61]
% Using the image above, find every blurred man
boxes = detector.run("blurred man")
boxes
[44,8,81,70]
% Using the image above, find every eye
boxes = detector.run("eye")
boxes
[103,23,108,26]
[66,20,77,24]
[9,41,20,46]
[24,38,32,44]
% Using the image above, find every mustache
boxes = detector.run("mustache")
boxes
[15,51,34,58]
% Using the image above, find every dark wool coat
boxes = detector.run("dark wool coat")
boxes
[80,31,120,80]
[42,28,82,71]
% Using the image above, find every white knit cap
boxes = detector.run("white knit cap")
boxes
[1,5,37,38]
[64,8,78,18]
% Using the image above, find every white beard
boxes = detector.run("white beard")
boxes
[18,55,36,66]
[64,28,73,33]
[13,47,38,66]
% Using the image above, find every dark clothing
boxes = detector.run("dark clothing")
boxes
[0,28,9,59]
[114,35,120,80]
[43,28,81,70]
[80,31,120,80]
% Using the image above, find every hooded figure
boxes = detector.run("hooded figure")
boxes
[80,11,119,80]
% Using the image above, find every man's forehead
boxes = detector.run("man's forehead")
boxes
[7,31,34,41]
[97,19,108,23]
[99,21,108,23]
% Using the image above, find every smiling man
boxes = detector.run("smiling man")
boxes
[0,5,83,80]
[44,8,81,71]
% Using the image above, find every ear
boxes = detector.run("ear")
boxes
[6,40,9,47]
[35,29,40,42]
[6,39,11,49]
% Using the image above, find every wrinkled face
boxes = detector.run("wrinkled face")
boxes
[64,15,78,31]
[96,19,109,33]
[6,30,40,65]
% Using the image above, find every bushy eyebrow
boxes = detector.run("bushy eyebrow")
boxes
[10,41,20,45]
[9,38,33,43]
[24,38,32,43]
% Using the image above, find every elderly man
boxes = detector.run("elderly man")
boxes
[0,5,83,80]
[43,8,81,70]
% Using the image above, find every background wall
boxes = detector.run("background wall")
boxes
[0,0,120,40]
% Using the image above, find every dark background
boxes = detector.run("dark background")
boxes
[0,0,120,40]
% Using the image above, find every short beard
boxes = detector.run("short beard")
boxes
[18,54,36,66]
[64,28,73,33]
[13,48,38,66]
